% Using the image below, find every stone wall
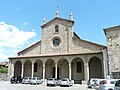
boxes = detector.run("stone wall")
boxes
[0,73,8,80]
[105,26,120,74]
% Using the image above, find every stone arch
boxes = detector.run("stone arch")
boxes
[34,59,43,78]
[71,57,84,84]
[89,57,102,78]
[58,58,69,78]
[14,60,22,77]
[24,60,32,77]
[45,59,55,79]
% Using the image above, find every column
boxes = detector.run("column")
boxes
[102,49,108,79]
[31,63,34,78]
[84,62,89,82]
[69,63,71,80]
[21,64,24,77]
[11,59,14,77]
[9,59,14,79]
[42,63,45,81]
[55,63,57,79]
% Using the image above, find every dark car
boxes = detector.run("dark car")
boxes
[10,76,22,84]
[114,80,120,90]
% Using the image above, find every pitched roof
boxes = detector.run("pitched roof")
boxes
[73,32,106,49]
[17,41,41,55]
[104,25,120,35]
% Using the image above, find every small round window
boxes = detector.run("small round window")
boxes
[53,38,60,46]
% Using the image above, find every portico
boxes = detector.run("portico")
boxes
[9,52,107,84]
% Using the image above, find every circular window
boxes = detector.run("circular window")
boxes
[53,38,60,46]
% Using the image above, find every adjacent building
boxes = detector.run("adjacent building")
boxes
[8,10,108,84]
[104,26,120,79]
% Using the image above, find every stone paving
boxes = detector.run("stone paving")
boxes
[0,81,96,90]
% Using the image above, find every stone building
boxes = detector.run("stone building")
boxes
[8,10,108,84]
[104,26,120,79]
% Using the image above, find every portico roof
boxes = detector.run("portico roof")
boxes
[9,51,102,59]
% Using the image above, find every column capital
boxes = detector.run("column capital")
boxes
[102,49,107,53]
[69,63,71,68]
[43,63,45,68]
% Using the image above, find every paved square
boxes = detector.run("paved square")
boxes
[0,81,96,90]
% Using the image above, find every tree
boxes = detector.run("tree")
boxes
[0,66,8,73]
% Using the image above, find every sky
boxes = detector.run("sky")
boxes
[0,0,120,62]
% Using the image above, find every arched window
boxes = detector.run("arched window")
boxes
[55,25,59,33]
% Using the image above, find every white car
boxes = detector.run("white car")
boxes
[29,77,43,85]
[93,79,106,89]
[47,78,58,86]
[22,77,31,84]
[87,78,98,88]
[60,78,73,87]
[99,79,118,90]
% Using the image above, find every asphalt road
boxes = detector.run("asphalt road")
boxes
[0,80,96,90]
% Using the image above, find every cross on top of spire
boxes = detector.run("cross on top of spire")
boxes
[56,6,59,17]
[69,9,73,21]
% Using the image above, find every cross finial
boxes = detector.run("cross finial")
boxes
[56,6,59,17]
[43,17,46,25]
[69,9,73,21]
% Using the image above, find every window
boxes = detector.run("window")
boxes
[76,62,82,73]
[53,38,60,46]
[55,25,59,33]
[34,63,38,72]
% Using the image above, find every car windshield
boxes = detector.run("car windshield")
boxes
[24,77,29,79]
[92,80,97,82]
[110,81,116,84]
[32,78,36,80]
[61,79,67,81]
[48,78,54,80]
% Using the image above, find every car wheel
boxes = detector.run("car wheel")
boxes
[17,81,19,83]
[60,85,62,87]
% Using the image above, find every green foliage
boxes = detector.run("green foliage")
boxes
[0,66,8,73]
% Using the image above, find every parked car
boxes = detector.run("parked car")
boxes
[114,80,120,90]
[99,79,118,90]
[10,76,22,84]
[47,78,58,86]
[93,79,106,89]
[59,78,73,87]
[22,77,31,84]
[87,78,98,88]
[29,77,43,85]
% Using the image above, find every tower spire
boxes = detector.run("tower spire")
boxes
[56,6,59,17]
[69,9,73,21]
[43,17,46,25]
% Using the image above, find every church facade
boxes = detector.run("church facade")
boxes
[8,10,108,84]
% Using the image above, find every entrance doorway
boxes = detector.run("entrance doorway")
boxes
[52,67,59,79]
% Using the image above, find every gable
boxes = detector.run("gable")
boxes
[41,17,74,29]
[18,41,41,56]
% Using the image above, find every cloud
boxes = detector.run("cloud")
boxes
[16,8,21,12]
[0,21,37,62]
[23,22,29,26]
